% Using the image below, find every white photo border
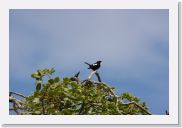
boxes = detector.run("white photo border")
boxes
[0,0,179,125]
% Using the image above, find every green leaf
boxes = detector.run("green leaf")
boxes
[70,81,78,88]
[34,111,41,115]
[63,77,70,83]
[48,79,54,84]
[33,98,40,104]
[111,87,115,90]
[54,77,60,82]
[48,90,57,96]
[31,73,41,79]
[133,97,140,102]
[50,68,55,74]
[37,70,42,76]
[22,68,151,115]
[37,79,42,84]
[36,84,41,91]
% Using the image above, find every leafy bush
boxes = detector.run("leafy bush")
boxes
[9,68,151,115]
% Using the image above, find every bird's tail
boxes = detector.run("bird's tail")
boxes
[74,71,80,77]
[84,62,91,66]
[84,62,91,69]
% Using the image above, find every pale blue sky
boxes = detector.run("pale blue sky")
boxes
[9,9,169,114]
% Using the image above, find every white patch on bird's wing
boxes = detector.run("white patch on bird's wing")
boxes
[93,63,97,66]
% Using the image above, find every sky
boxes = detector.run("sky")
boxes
[9,9,169,115]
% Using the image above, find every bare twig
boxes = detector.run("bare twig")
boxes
[41,92,46,115]
[79,101,85,115]
[88,71,97,80]
[9,96,23,108]
[9,107,16,111]
[9,96,25,115]
[81,71,96,83]
[9,91,26,98]
[91,80,119,97]
[86,70,102,82]
[121,101,152,115]
[40,84,51,115]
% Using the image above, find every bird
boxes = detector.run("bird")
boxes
[70,71,80,84]
[84,60,102,71]
[74,71,80,78]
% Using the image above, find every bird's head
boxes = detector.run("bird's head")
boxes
[97,60,102,64]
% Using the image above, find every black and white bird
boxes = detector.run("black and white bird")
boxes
[70,71,80,84]
[84,60,102,71]
[74,71,80,78]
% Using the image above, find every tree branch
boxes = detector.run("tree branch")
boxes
[9,96,23,108]
[95,72,101,82]
[88,70,97,79]
[83,70,102,82]
[90,80,119,97]
[40,84,51,115]
[121,101,152,115]
[81,80,152,115]
[9,96,25,115]
[9,91,26,98]
[79,101,85,115]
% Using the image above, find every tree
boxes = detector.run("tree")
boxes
[9,68,151,115]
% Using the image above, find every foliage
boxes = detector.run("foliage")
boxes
[9,68,151,115]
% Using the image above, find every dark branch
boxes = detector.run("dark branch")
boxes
[79,101,85,115]
[95,72,101,82]
[165,110,169,115]
[9,96,25,115]
[9,91,26,98]
[121,101,152,115]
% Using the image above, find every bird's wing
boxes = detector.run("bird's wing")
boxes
[93,63,98,66]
